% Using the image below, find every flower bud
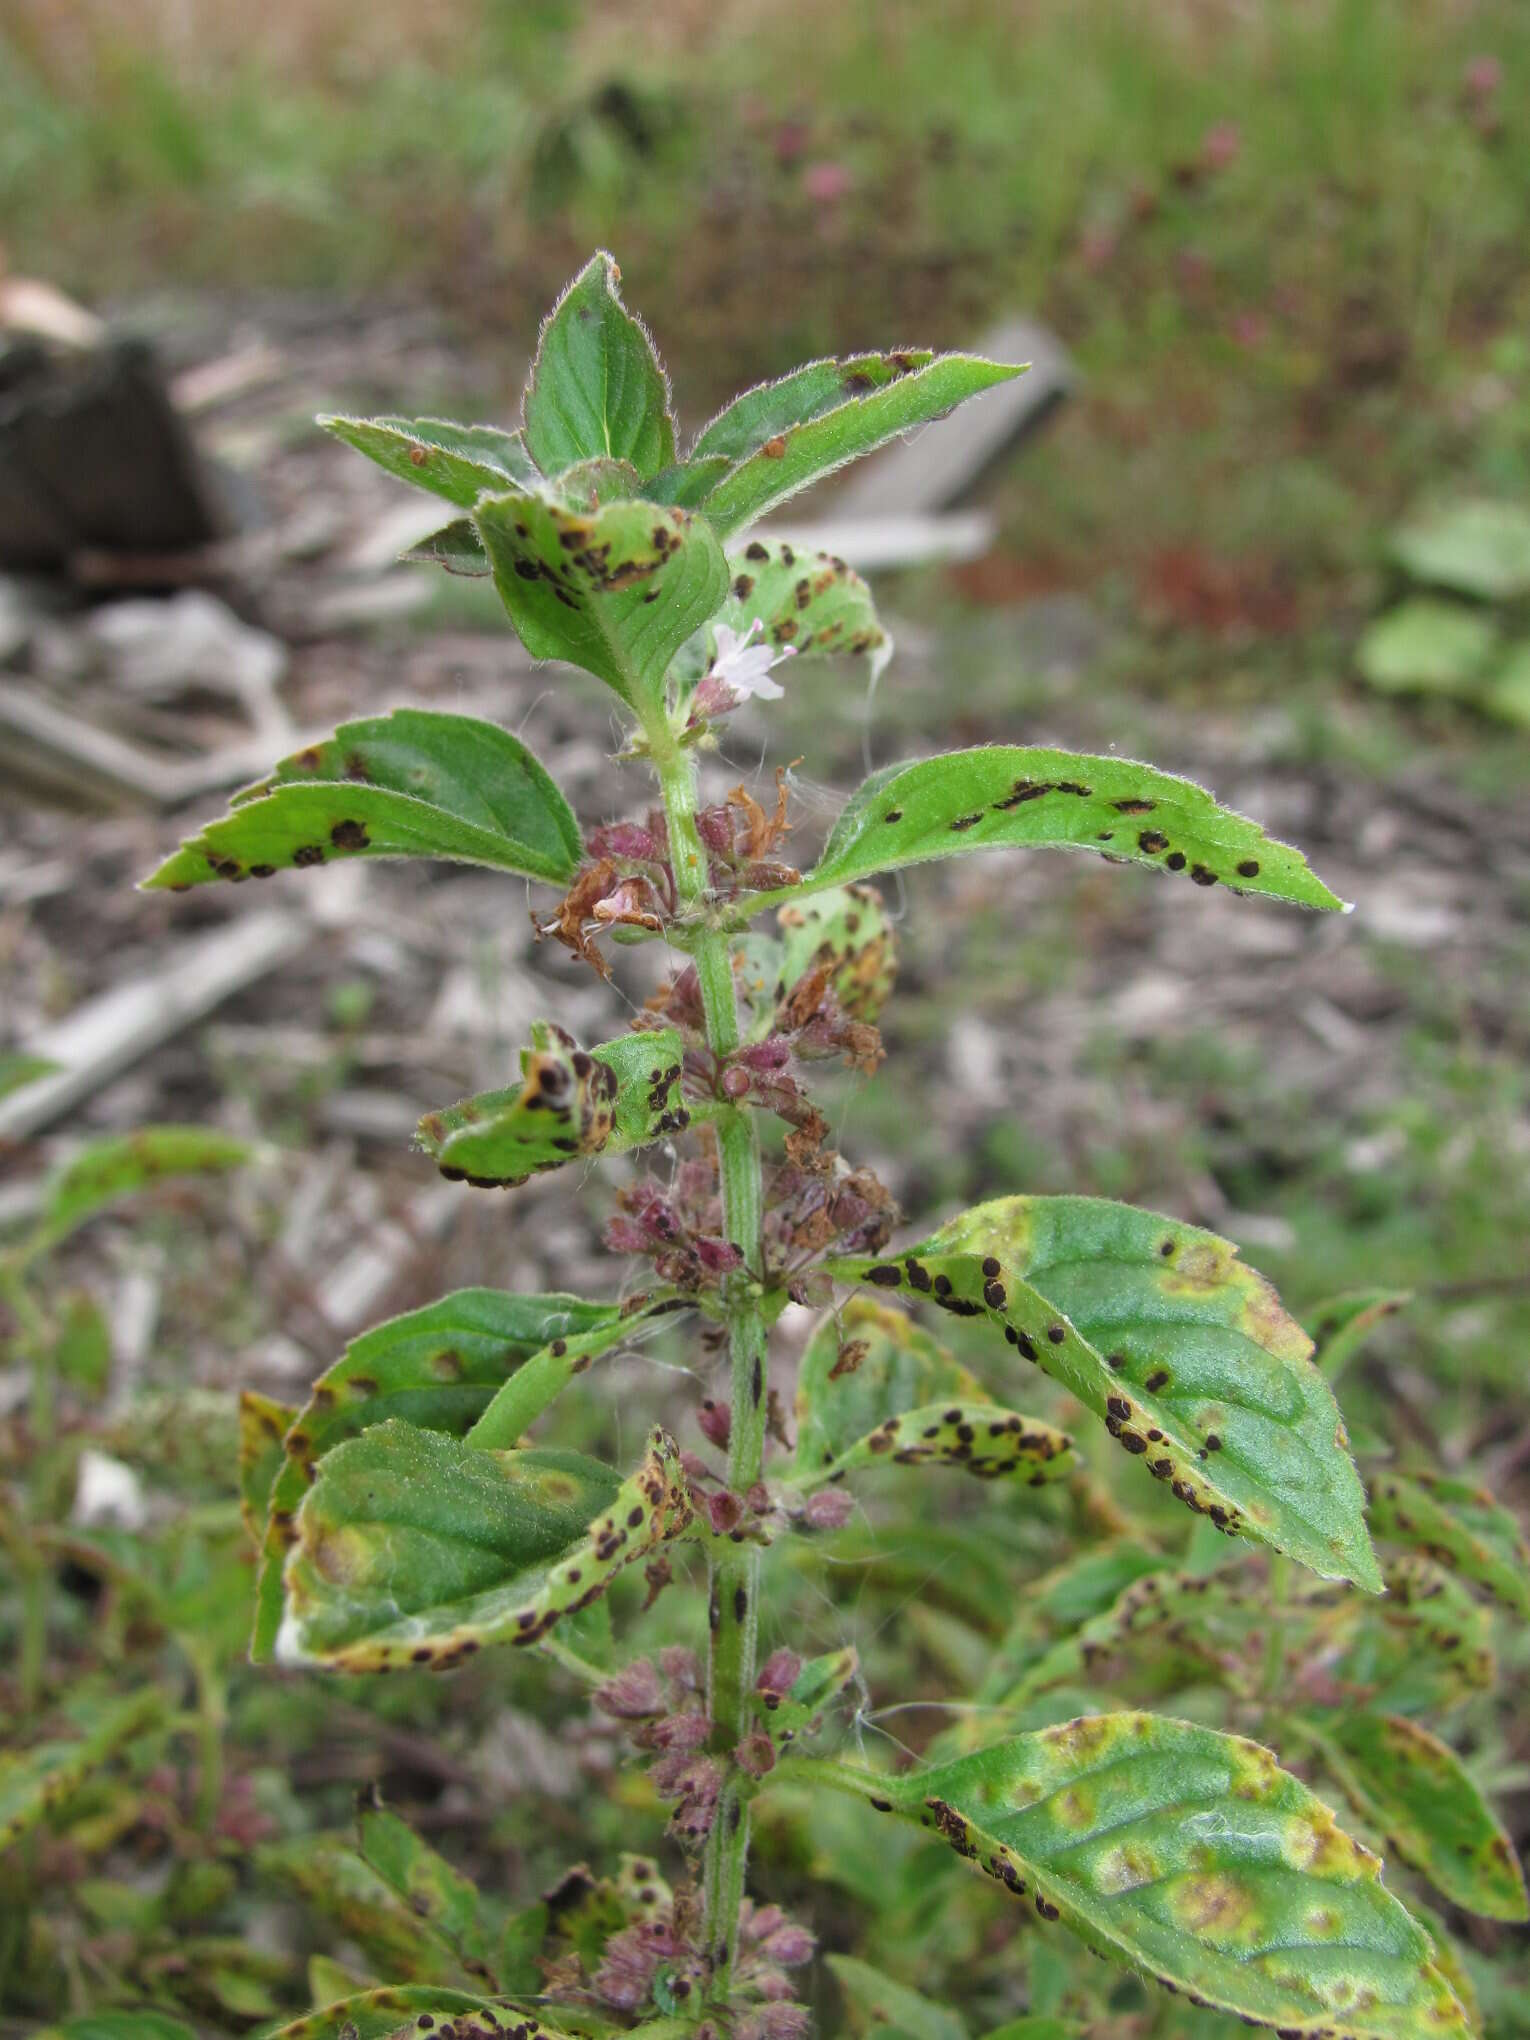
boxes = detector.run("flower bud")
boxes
[804,1488,854,1530]
[756,1648,802,1697]
[697,1398,731,1450]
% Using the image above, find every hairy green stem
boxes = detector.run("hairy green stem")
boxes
[648,717,770,2000]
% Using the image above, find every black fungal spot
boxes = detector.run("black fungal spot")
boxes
[1047,1325,1066,1344]
[1189,864,1217,887]
[734,1584,748,1622]
[1113,798,1156,814]
[330,819,369,851]
[883,808,903,823]
[732,574,755,598]
[745,541,769,561]
[1138,830,1169,854]
[1237,858,1260,877]
[1144,1368,1170,1393]
[950,812,984,831]
[866,1264,901,1287]
[1165,851,1187,871]
[292,843,325,867]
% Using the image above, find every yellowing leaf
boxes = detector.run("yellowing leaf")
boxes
[1305,1712,1527,1922]
[275,1423,691,1671]
[828,1196,1379,1590]
[792,1297,1073,1490]
[249,1289,655,1661]
[829,1712,1470,2039]
[417,1024,687,1188]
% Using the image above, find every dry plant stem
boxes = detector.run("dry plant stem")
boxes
[651,729,768,1994]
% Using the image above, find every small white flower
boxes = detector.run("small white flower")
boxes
[709,618,795,702]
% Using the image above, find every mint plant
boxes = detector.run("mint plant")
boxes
[143,255,1526,2040]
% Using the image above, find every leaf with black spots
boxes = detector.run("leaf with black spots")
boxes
[716,537,889,668]
[262,1988,569,2040]
[736,748,1346,921]
[1303,1712,1527,1921]
[827,1195,1379,1590]
[0,1690,167,1854]
[695,352,1025,538]
[1324,1557,1496,1716]
[522,252,676,479]
[417,1024,687,1188]
[791,1297,1072,1490]
[1367,1469,1530,1615]
[274,1423,691,1671]
[473,487,727,715]
[821,1712,1470,2039]
[144,709,581,891]
[238,1391,296,1549]
[320,414,539,507]
[249,1289,650,1661]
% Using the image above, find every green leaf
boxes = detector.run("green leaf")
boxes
[697,352,1025,538]
[837,1711,1470,2039]
[0,1051,58,1102]
[34,1125,248,1248]
[754,1645,861,1738]
[732,747,1346,923]
[718,537,889,666]
[523,252,676,478]
[239,1390,296,1548]
[264,1987,562,2040]
[275,1422,691,1670]
[1304,1712,1527,1922]
[827,1195,1380,1590]
[694,352,936,461]
[319,414,539,507]
[1483,638,1530,726]
[984,1566,1256,1718]
[258,1834,473,1983]
[1308,1289,1412,1383]
[52,1290,113,1396]
[827,1953,969,2040]
[1389,498,1530,601]
[791,1296,1073,1489]
[0,1689,165,1854]
[418,1024,687,1188]
[402,516,491,576]
[1356,598,1499,696]
[356,1801,500,1982]
[35,2017,198,2040]
[473,486,727,715]
[978,2023,1082,2040]
[1366,1469,1530,1616]
[250,1288,645,1660]
[144,709,580,891]
[1329,1556,1496,1715]
[647,453,732,507]
[976,1544,1168,1705]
